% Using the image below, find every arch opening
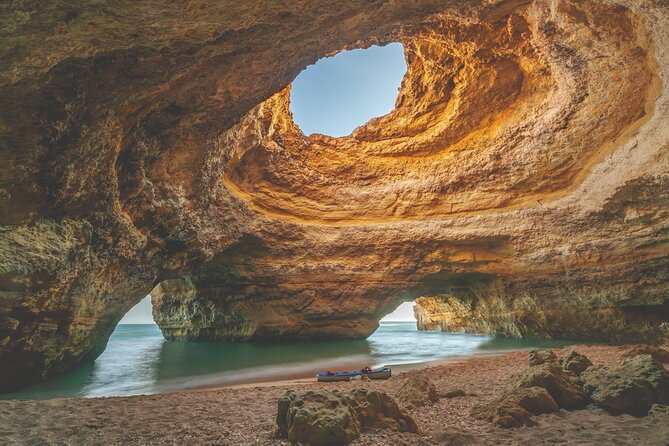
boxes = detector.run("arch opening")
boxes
[289,42,406,137]
[380,301,417,323]
[119,295,156,325]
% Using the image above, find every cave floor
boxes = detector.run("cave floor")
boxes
[1,345,667,446]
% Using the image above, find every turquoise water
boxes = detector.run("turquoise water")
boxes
[1,322,570,400]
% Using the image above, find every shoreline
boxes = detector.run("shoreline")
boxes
[1,344,668,445]
[4,322,575,401]
[215,349,513,392]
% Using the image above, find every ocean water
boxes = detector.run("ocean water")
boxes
[2,322,570,400]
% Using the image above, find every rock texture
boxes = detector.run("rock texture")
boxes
[276,389,417,445]
[1,0,669,390]
[581,354,669,416]
[473,349,592,427]
[559,350,593,376]
[504,361,588,410]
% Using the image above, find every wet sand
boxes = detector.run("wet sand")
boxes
[1,344,668,445]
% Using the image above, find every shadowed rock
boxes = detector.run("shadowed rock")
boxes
[559,350,593,376]
[505,362,588,410]
[276,389,417,445]
[581,354,669,416]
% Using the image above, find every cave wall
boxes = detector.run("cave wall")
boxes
[1,0,669,391]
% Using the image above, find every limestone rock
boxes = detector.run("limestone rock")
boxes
[2,0,669,390]
[505,362,588,409]
[276,389,417,445]
[581,355,669,416]
[622,345,669,363]
[396,374,439,408]
[528,349,557,367]
[559,350,593,376]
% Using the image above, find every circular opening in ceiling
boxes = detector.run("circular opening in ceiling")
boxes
[289,42,406,138]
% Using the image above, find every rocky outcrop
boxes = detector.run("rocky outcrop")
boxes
[478,350,669,427]
[276,389,417,445]
[1,0,669,390]
[559,350,593,376]
[474,349,591,428]
[581,354,669,416]
[504,361,588,410]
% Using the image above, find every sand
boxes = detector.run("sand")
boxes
[1,345,668,445]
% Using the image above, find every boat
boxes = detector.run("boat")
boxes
[316,370,360,382]
[363,367,392,380]
[316,367,391,382]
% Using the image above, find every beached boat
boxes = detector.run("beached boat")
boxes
[364,367,392,380]
[316,367,391,382]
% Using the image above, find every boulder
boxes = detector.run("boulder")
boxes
[396,374,439,408]
[491,405,536,429]
[277,390,358,446]
[276,389,417,445]
[622,345,669,363]
[346,388,418,433]
[581,354,669,416]
[503,387,560,415]
[559,350,593,376]
[471,387,558,428]
[528,349,557,366]
[506,361,588,409]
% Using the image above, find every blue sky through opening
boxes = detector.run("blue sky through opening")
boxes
[290,43,406,137]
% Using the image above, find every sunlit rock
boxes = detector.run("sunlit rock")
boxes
[1,0,669,391]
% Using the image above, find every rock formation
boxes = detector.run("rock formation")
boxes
[581,354,669,416]
[476,349,669,426]
[1,0,669,390]
[276,389,417,445]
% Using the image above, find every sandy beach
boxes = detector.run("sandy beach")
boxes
[1,344,668,446]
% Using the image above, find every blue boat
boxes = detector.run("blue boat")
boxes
[316,367,391,382]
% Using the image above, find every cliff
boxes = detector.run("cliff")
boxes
[1,0,668,391]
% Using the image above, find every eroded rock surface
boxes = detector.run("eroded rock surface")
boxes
[505,361,588,410]
[276,389,417,445]
[1,0,669,390]
[559,350,593,376]
[473,349,593,428]
[581,354,669,416]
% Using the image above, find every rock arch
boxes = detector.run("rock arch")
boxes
[1,0,668,391]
